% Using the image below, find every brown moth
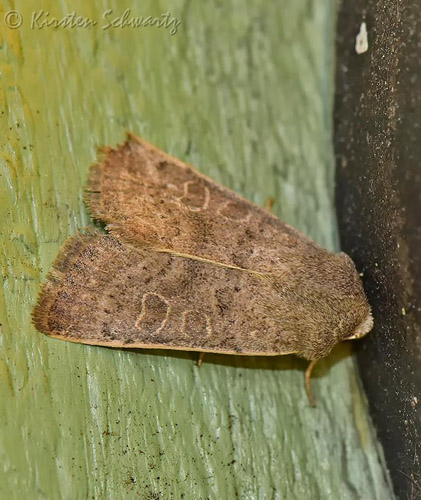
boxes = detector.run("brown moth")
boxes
[32,133,373,405]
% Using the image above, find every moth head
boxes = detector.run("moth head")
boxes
[265,250,374,360]
[334,251,374,344]
[345,310,374,340]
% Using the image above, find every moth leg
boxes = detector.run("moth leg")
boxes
[305,359,318,407]
[263,196,275,213]
[197,352,205,367]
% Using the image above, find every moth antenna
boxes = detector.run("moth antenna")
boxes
[305,359,318,407]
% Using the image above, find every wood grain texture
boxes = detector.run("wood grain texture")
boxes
[0,0,393,499]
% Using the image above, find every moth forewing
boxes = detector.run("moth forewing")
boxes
[32,231,300,355]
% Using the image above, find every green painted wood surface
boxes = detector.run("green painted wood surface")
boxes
[0,1,394,499]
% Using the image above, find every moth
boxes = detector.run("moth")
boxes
[33,133,373,405]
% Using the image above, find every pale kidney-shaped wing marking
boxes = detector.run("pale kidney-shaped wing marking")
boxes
[85,134,320,273]
[182,310,213,339]
[32,231,297,356]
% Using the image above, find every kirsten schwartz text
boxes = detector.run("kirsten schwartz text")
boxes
[30,9,181,35]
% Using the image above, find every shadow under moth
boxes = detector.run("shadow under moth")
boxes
[33,133,373,406]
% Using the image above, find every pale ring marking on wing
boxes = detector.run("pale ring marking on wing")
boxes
[135,292,171,334]
[177,181,210,211]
